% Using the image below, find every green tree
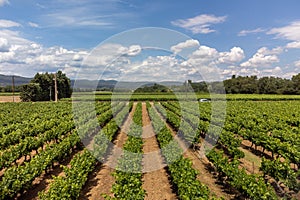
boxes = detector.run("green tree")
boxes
[292,73,300,94]
[20,83,41,102]
[224,76,258,94]
[20,71,72,102]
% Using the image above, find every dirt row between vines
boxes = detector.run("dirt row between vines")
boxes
[153,103,235,200]
[80,102,177,200]
[17,147,82,200]
[141,102,176,200]
[0,96,21,102]
[79,103,136,199]
[15,105,125,199]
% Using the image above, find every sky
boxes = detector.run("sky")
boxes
[0,0,300,82]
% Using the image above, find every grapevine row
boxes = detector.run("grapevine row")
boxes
[148,102,210,199]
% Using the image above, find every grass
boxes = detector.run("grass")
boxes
[0,92,20,96]
[69,92,300,101]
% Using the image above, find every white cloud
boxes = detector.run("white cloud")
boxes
[0,51,14,62]
[267,21,300,41]
[0,29,29,45]
[286,41,300,49]
[240,47,281,68]
[81,43,141,72]
[0,28,91,77]
[241,54,279,68]
[294,60,300,68]
[127,45,142,56]
[189,46,219,61]
[42,7,114,28]
[171,14,227,34]
[257,46,283,55]
[238,28,265,36]
[73,51,88,61]
[218,47,245,64]
[170,39,200,54]
[28,22,39,28]
[0,19,20,28]
[0,0,9,7]
[261,66,283,76]
[0,37,10,52]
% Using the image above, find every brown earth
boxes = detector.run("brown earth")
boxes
[141,102,176,200]
[0,96,21,102]
[153,103,235,200]
[16,148,81,200]
[79,103,136,200]
[238,146,262,175]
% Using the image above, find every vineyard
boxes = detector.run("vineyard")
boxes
[0,98,299,199]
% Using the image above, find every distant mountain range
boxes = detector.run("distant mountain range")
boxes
[0,74,31,86]
[0,74,183,89]
[72,79,183,90]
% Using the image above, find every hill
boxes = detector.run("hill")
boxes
[0,74,31,86]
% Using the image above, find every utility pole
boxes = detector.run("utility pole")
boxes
[185,80,187,101]
[54,73,58,102]
[12,75,15,102]
[49,86,52,101]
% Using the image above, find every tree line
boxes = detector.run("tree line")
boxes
[134,73,300,94]
[189,73,300,94]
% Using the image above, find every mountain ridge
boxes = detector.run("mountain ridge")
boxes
[0,74,183,89]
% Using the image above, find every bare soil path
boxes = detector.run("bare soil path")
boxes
[16,147,81,200]
[79,103,136,200]
[153,103,235,200]
[238,145,262,175]
[0,96,21,102]
[141,103,176,200]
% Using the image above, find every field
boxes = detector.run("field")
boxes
[70,92,300,101]
[0,95,20,102]
[0,95,299,199]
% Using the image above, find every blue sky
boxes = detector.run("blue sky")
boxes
[0,0,300,81]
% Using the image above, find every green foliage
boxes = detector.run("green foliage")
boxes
[224,74,300,94]
[207,150,278,200]
[260,158,300,192]
[148,105,210,199]
[0,133,80,199]
[39,150,96,200]
[20,83,41,101]
[39,102,130,200]
[111,102,146,199]
[134,83,171,93]
[20,71,72,102]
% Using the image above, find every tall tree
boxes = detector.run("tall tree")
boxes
[20,71,72,102]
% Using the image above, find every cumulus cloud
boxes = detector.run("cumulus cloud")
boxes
[0,19,20,28]
[170,39,200,54]
[72,51,87,61]
[81,43,141,71]
[180,45,224,81]
[127,45,142,56]
[171,14,227,34]
[189,46,218,61]
[261,66,282,76]
[0,28,91,77]
[240,47,281,68]
[257,46,283,55]
[294,60,300,68]
[218,47,245,64]
[0,38,10,52]
[240,54,278,68]
[238,28,265,36]
[286,41,300,49]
